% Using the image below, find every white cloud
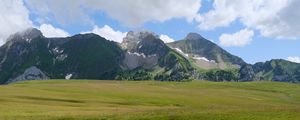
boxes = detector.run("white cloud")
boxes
[197,0,239,30]
[0,0,32,45]
[39,24,70,37]
[25,0,201,26]
[219,28,254,47]
[82,25,127,43]
[159,34,175,43]
[286,57,300,63]
[198,0,300,39]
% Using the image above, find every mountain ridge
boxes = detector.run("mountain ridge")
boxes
[167,32,246,70]
[0,28,299,84]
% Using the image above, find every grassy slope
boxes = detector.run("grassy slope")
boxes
[0,80,299,120]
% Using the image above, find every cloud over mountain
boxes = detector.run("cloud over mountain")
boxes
[198,0,300,39]
[0,0,32,45]
[287,57,300,63]
[39,24,70,37]
[219,29,254,47]
[82,25,127,43]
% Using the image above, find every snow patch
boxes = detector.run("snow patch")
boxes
[138,45,143,49]
[173,48,189,57]
[128,52,146,58]
[52,47,64,54]
[127,52,157,58]
[65,74,72,80]
[193,57,209,62]
[192,55,215,63]
[25,38,32,42]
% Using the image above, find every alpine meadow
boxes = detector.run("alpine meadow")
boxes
[1,0,300,120]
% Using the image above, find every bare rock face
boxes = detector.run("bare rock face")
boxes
[121,31,168,70]
[122,52,159,70]
[6,66,49,84]
[121,31,158,50]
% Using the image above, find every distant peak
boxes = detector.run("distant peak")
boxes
[122,30,158,47]
[124,30,158,42]
[17,28,43,39]
[7,28,43,41]
[121,30,164,50]
[185,32,203,40]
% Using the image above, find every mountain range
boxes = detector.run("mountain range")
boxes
[0,28,299,84]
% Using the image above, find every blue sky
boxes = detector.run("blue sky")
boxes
[1,0,300,64]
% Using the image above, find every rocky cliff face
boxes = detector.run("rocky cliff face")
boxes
[121,31,167,70]
[119,31,194,81]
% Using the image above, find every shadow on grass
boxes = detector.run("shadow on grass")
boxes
[15,96,85,103]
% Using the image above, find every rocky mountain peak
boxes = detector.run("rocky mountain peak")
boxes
[185,32,204,41]
[124,30,158,42]
[7,28,43,42]
[121,30,160,50]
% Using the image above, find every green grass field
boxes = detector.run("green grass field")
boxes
[0,80,299,120]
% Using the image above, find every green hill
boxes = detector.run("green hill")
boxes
[240,59,300,82]
[0,80,299,120]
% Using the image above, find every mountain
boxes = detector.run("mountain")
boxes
[0,29,194,84]
[120,31,169,70]
[0,28,299,84]
[240,59,300,83]
[0,28,123,84]
[118,31,194,81]
[167,33,246,70]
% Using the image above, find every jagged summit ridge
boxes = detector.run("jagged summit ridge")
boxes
[121,30,160,49]
[123,30,158,42]
[120,30,170,70]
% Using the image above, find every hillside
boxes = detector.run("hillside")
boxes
[0,80,299,120]
[240,59,300,82]
[0,29,195,84]
[0,28,124,84]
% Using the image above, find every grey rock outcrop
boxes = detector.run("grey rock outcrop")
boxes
[122,52,159,70]
[5,66,49,84]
